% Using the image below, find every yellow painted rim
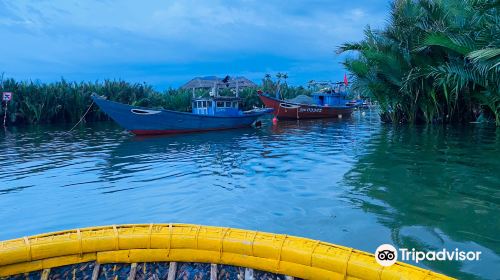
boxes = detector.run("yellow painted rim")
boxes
[0,224,453,279]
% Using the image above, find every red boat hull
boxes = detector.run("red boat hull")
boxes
[258,94,353,120]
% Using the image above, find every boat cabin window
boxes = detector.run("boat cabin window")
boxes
[215,100,239,108]
[195,101,211,108]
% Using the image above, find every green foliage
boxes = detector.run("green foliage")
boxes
[261,73,310,101]
[338,0,500,125]
[0,79,210,125]
[0,79,160,125]
[0,77,309,126]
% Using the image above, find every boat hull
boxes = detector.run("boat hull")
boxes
[92,96,271,135]
[258,93,354,120]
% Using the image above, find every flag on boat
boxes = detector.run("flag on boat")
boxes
[344,74,349,86]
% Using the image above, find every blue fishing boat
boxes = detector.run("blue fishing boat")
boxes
[92,89,272,135]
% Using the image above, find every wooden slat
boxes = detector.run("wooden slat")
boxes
[167,262,177,280]
[128,263,137,280]
[210,264,217,280]
[40,268,50,280]
[244,268,254,280]
[91,263,100,280]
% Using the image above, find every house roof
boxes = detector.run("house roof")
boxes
[181,76,257,89]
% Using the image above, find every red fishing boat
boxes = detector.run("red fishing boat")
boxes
[257,81,355,120]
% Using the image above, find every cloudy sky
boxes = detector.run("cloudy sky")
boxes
[0,0,388,89]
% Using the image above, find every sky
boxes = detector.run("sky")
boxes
[0,0,388,89]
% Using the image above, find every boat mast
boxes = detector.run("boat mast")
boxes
[210,81,218,97]
[275,79,281,99]
[235,79,239,98]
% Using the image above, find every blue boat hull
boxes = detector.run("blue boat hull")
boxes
[92,96,272,135]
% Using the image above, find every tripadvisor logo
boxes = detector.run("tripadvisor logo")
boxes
[375,244,398,266]
[375,244,482,267]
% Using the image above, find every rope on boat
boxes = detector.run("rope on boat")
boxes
[67,101,94,134]
[279,103,300,109]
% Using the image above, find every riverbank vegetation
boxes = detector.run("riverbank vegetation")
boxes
[0,78,169,125]
[0,75,308,126]
[338,0,499,125]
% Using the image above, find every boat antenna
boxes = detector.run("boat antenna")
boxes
[210,82,217,97]
[276,81,281,99]
[235,79,239,98]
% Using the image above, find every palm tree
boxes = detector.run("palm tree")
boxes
[276,72,283,81]
[262,74,273,92]
[338,0,499,125]
[281,73,289,98]
[275,73,283,99]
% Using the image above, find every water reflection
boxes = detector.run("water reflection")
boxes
[343,125,500,279]
[0,111,498,280]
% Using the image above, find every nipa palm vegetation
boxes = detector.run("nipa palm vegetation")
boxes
[338,0,499,125]
[0,74,307,126]
[0,78,194,125]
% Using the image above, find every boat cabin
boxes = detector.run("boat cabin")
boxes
[311,82,351,107]
[192,97,243,116]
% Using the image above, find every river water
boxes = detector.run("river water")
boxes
[0,110,499,279]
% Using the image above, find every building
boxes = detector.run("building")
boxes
[181,76,257,90]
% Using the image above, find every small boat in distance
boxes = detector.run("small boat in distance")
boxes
[258,81,355,120]
[93,82,272,135]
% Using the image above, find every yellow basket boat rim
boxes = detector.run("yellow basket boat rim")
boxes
[0,223,454,279]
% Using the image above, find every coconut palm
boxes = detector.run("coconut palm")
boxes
[262,74,274,93]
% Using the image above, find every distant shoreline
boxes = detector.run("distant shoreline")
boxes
[0,77,309,127]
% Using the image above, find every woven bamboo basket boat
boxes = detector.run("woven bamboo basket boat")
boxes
[0,224,453,280]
